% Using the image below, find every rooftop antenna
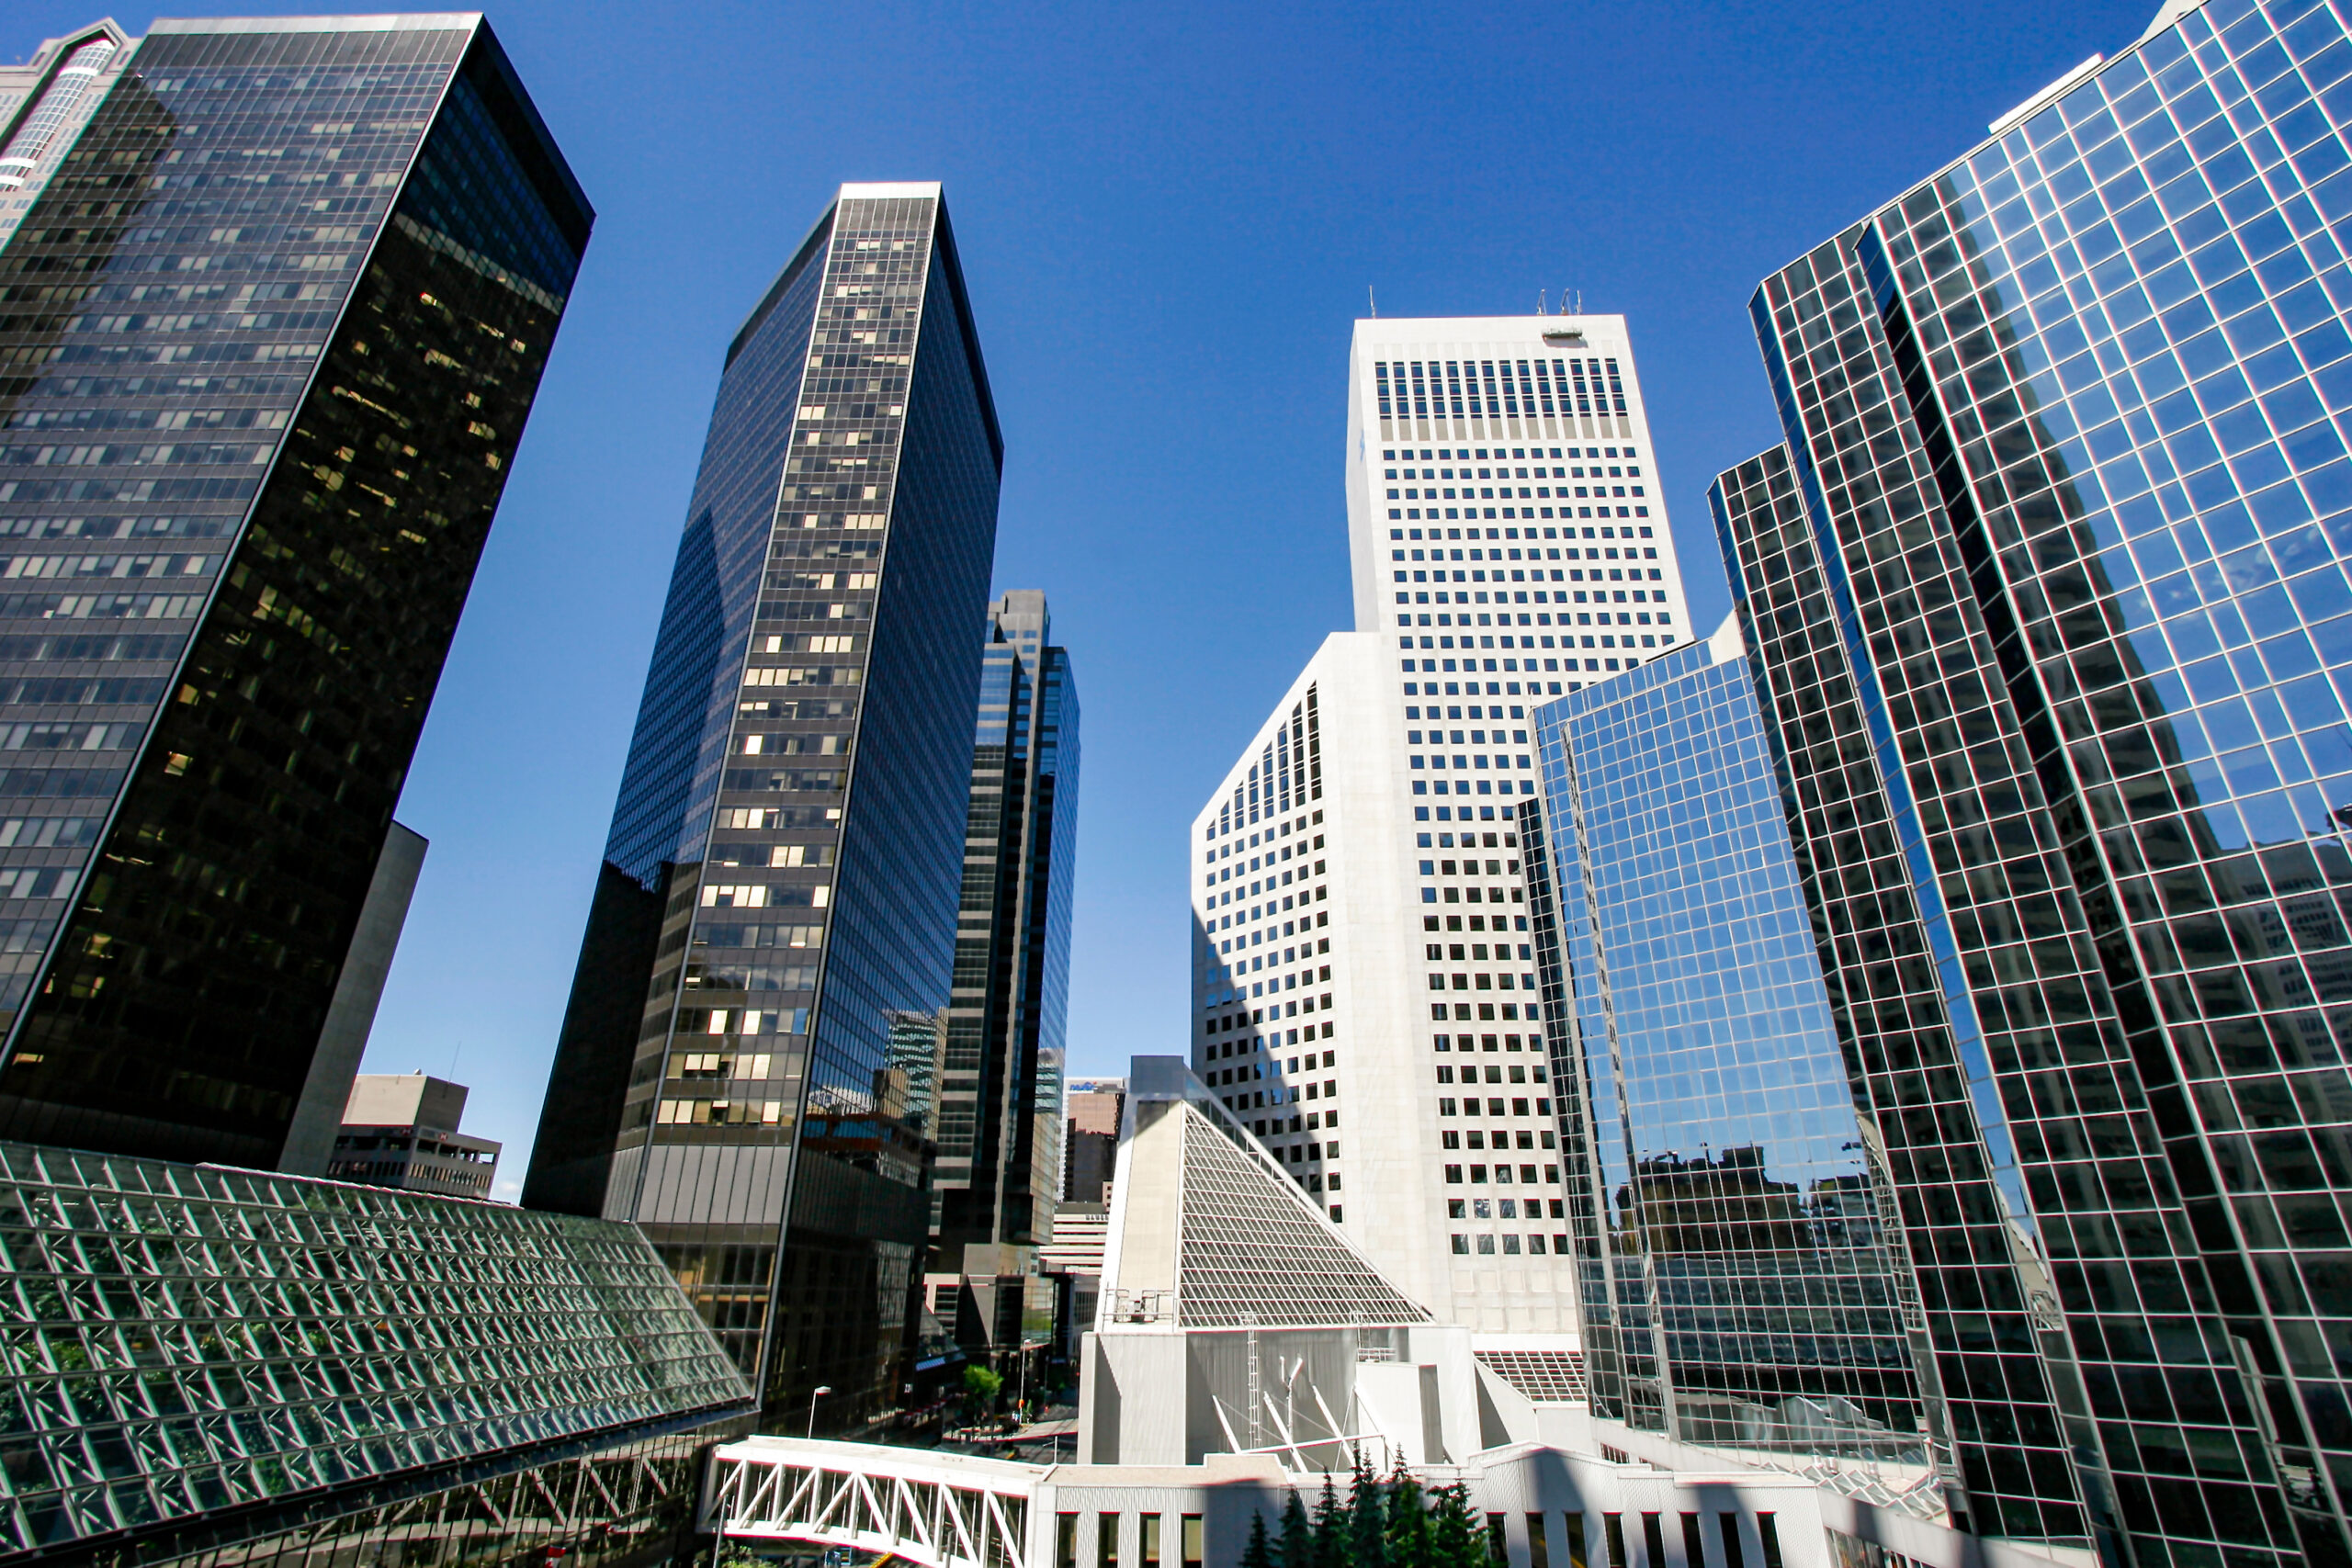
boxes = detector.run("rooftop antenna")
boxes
[1538,288,1547,316]
[1368,285,1376,319]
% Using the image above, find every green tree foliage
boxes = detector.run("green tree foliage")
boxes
[1384,1459,1430,1565]
[1346,1459,1391,1568]
[1429,1481,1483,1568]
[1280,1491,1316,1568]
[1314,1475,1348,1568]
[1235,1461,1520,1568]
[1243,1511,1275,1568]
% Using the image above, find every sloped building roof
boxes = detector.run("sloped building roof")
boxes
[0,1141,752,1560]
[1103,1066,1430,1331]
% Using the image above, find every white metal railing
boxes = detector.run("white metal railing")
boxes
[1103,1287,1176,1324]
[705,1437,1045,1568]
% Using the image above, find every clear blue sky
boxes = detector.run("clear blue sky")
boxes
[11,0,2153,1196]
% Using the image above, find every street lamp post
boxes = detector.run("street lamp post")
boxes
[806,1384,832,1439]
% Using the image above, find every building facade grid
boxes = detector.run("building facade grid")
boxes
[1716,0,2352,1560]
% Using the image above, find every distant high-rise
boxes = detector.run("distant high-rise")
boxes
[1062,1076,1125,1205]
[524,183,1001,1434]
[1183,316,1693,1333]
[1524,617,1935,1502]
[0,15,592,1169]
[1714,2,2352,1561]
[934,589,1079,1264]
[0,20,132,252]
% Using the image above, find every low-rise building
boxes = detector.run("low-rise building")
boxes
[329,1071,501,1200]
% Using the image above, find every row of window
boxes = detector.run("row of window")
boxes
[1399,578,1668,595]
[1440,1093,1550,1119]
[1408,703,1524,721]
[1205,880,1326,919]
[1211,1066,1337,1101]
[1379,443,1636,461]
[1204,832,1321,872]
[1441,1128,1556,1151]
[1393,546,1653,564]
[1427,970,1535,993]
[1393,505,1651,522]
[1387,460,1636,480]
[1396,525,1653,542]
[1373,357,1629,420]
[1452,1232,1566,1255]
[1389,484,1645,502]
[1419,855,1520,876]
[1412,756,1532,775]
[1453,1196,1560,1219]
[1409,726,1529,743]
[1443,1163,1558,1185]
[1435,1031,1542,1053]
[1431,1000,1536,1021]
[1203,968,1330,1026]
[1407,625,1670,644]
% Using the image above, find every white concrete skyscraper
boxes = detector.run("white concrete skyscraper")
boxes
[1189,315,1692,1335]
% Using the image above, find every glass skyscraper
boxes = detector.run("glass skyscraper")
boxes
[934,589,1079,1266]
[524,184,1002,1434]
[1713,1,2352,1561]
[1523,620,1936,1505]
[0,16,592,1169]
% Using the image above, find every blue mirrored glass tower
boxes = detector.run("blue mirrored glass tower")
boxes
[1716,3,2352,1562]
[1524,621,1937,1506]
[526,184,1001,1434]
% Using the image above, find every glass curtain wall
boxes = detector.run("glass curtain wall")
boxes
[0,18,590,1168]
[1721,1,2352,1560]
[527,186,1001,1432]
[1526,630,1937,1513]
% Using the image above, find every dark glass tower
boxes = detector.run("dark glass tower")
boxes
[1714,3,2352,1561]
[935,589,1080,1266]
[524,184,1002,1433]
[0,16,591,1168]
[1523,622,1937,1500]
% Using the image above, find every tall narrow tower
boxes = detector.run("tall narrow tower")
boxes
[0,14,592,1169]
[525,184,1001,1432]
[935,590,1080,1266]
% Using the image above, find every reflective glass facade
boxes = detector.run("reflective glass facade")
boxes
[1525,629,1935,1506]
[0,1138,750,1566]
[526,185,1002,1433]
[0,17,591,1168]
[935,590,1079,1260]
[1717,2,2352,1560]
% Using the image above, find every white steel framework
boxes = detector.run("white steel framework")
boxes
[705,1438,1040,1568]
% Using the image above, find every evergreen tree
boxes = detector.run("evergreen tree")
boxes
[1313,1473,1349,1568]
[1383,1457,1430,1566]
[1243,1511,1275,1568]
[1429,1482,1482,1568]
[1347,1458,1390,1568]
[1280,1490,1316,1568]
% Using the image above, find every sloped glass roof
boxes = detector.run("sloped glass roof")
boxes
[0,1142,752,1556]
[1172,1103,1430,1329]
